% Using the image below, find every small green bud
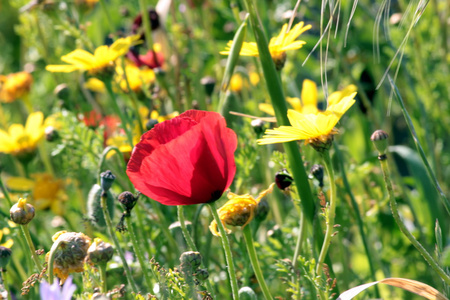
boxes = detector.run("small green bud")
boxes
[87,184,115,228]
[100,170,116,192]
[87,238,114,265]
[200,76,216,97]
[275,168,293,190]
[255,198,270,222]
[45,126,59,142]
[10,198,35,225]
[251,119,265,135]
[145,119,159,131]
[310,164,325,188]
[0,246,12,270]
[195,268,209,281]
[180,251,202,271]
[54,83,70,101]
[371,130,389,158]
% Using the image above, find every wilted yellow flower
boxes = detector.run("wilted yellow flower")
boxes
[209,183,275,237]
[257,93,357,150]
[0,111,46,159]
[221,22,311,69]
[46,231,91,283]
[46,35,140,75]
[0,72,33,103]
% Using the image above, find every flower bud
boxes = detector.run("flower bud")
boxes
[275,169,293,190]
[371,130,389,158]
[200,76,216,97]
[117,191,138,212]
[54,83,70,101]
[195,268,209,281]
[310,164,324,188]
[145,119,159,130]
[255,198,270,222]
[10,198,35,225]
[0,246,12,270]
[45,126,59,142]
[100,170,116,192]
[251,119,265,135]
[87,238,114,265]
[87,184,115,228]
[179,251,202,271]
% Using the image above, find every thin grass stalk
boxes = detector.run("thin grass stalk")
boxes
[292,211,306,269]
[208,202,239,300]
[378,155,450,285]
[242,225,273,300]
[125,216,154,291]
[21,225,43,272]
[334,144,380,298]
[389,77,450,216]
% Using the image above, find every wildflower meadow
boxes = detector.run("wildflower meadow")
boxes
[0,0,449,299]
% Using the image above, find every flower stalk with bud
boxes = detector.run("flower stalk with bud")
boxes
[371,130,450,285]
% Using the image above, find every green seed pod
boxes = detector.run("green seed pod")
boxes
[0,246,12,270]
[179,251,202,271]
[87,184,115,228]
[87,238,114,265]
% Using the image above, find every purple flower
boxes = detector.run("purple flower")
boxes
[40,276,76,300]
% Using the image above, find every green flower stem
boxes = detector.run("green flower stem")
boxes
[1,269,12,300]
[125,216,154,291]
[177,206,197,251]
[20,225,43,272]
[334,144,380,297]
[243,0,316,224]
[208,203,239,300]
[177,205,217,298]
[138,0,155,51]
[315,151,336,276]
[242,225,273,300]
[292,211,306,269]
[103,80,134,148]
[0,176,12,209]
[100,193,139,294]
[47,235,64,284]
[378,157,450,285]
[99,263,107,293]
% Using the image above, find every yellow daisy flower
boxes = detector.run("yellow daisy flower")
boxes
[259,79,357,117]
[46,35,140,75]
[116,64,155,93]
[221,22,311,69]
[0,72,33,103]
[0,111,46,158]
[209,183,275,237]
[257,93,357,148]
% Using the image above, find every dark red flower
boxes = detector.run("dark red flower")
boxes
[126,110,237,206]
[127,48,164,69]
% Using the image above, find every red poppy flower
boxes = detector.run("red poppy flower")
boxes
[126,110,237,206]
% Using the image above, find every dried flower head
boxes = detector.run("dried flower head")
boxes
[209,183,275,236]
[87,238,114,265]
[46,231,91,283]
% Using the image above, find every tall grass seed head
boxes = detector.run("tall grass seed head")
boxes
[10,198,35,225]
[47,231,91,283]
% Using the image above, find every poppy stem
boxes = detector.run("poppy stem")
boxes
[242,225,273,300]
[208,202,239,300]
[177,206,197,251]
[378,156,450,285]
[315,150,336,277]
[47,235,64,284]
[292,210,306,269]
[100,193,139,294]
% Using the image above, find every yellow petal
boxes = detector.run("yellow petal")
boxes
[61,49,96,68]
[45,65,81,73]
[6,177,35,191]
[259,103,275,116]
[25,111,44,142]
[1,239,13,249]
[0,129,14,153]
[301,79,318,107]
